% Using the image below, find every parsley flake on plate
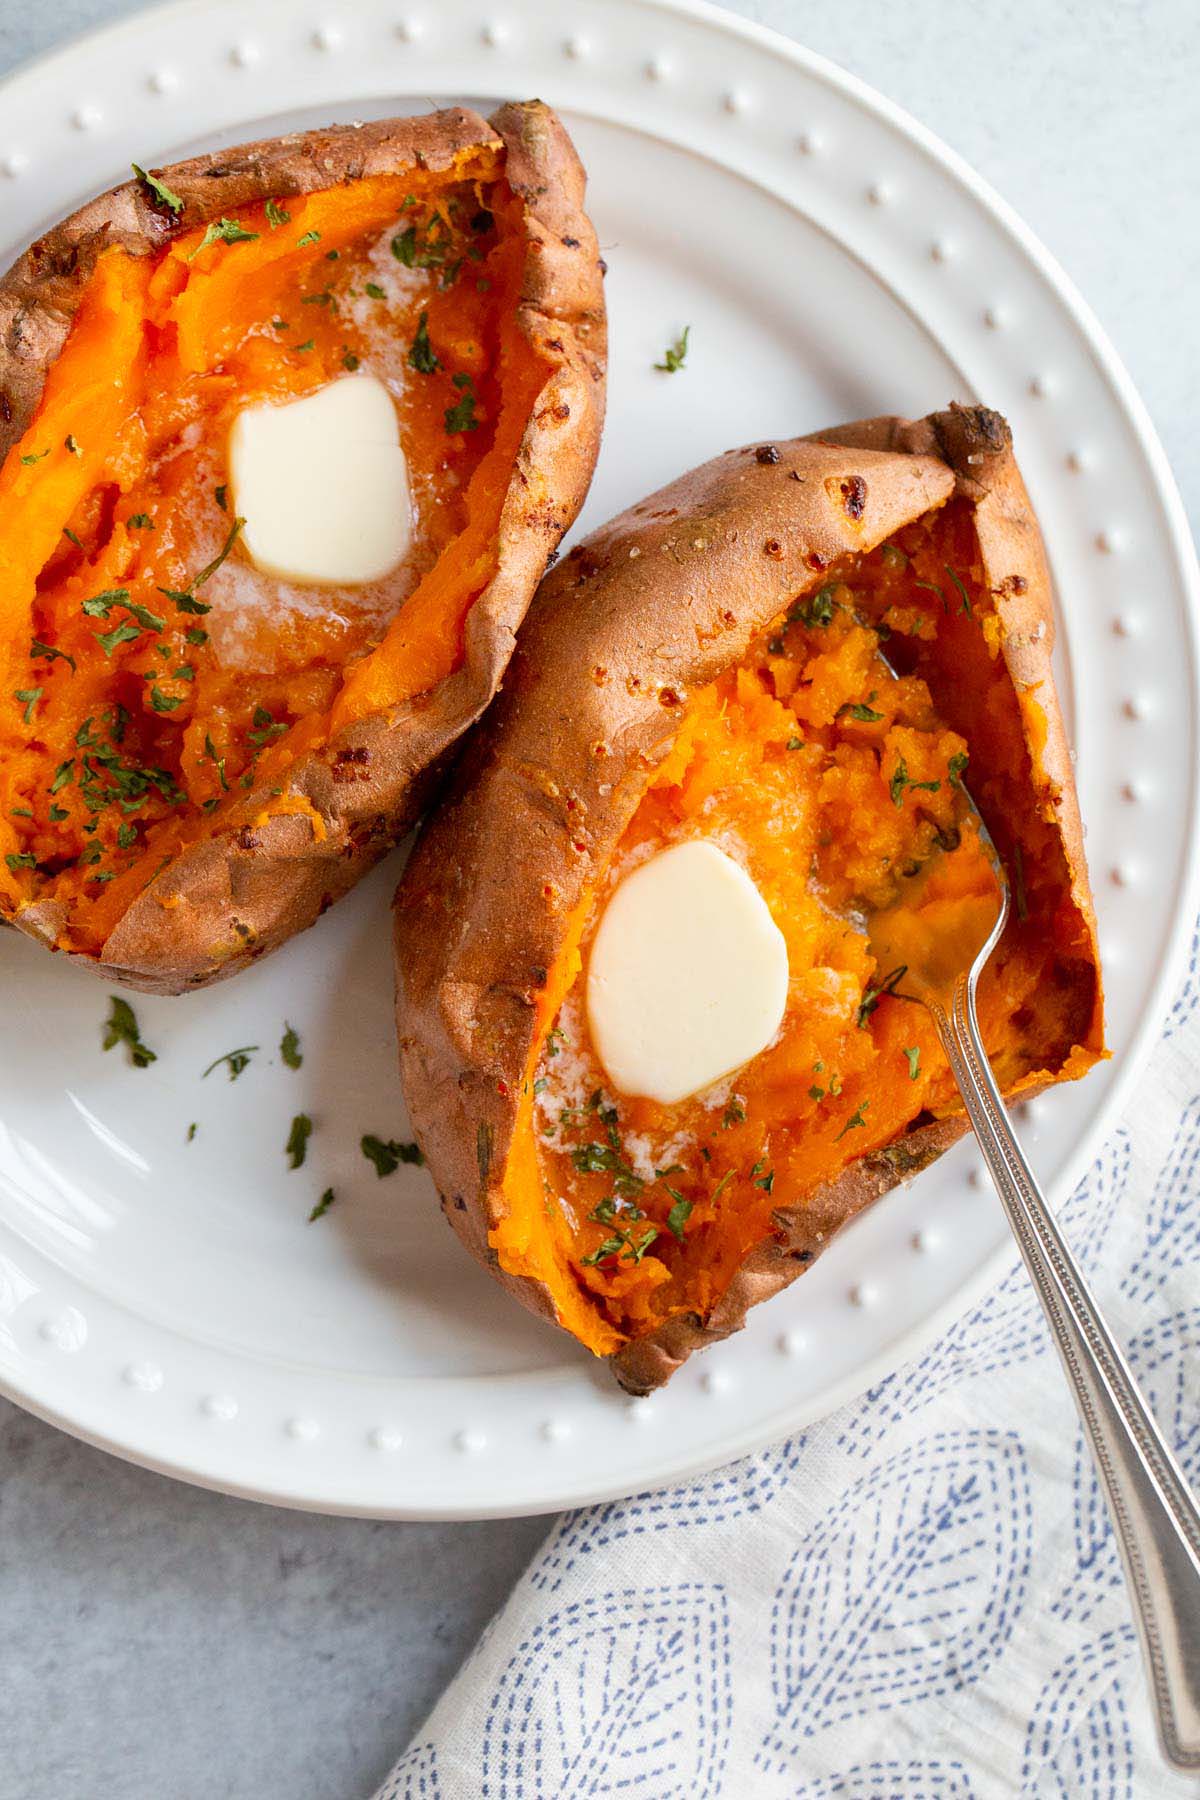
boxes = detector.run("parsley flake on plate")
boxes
[361,1134,424,1177]
[102,995,157,1068]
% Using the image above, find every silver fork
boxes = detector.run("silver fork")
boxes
[867,799,1200,1771]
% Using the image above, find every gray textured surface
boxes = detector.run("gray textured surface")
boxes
[0,4,1196,1799]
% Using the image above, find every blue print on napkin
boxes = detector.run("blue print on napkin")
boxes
[793,1761,979,1798]
[533,1434,807,1593]
[480,1582,732,1799]
[1122,1095,1200,1304]
[1020,1626,1136,1799]
[760,1429,1031,1771]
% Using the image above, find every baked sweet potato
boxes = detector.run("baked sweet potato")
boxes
[0,102,605,991]
[395,407,1104,1390]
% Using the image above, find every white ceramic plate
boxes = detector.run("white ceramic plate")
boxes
[0,0,1197,1519]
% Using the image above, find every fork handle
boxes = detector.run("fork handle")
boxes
[930,973,1200,1771]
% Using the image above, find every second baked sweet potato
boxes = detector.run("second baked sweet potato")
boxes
[395,407,1104,1389]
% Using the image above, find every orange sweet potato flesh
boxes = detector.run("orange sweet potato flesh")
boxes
[395,409,1104,1389]
[0,103,606,990]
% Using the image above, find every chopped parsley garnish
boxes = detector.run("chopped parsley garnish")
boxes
[654,326,690,373]
[889,755,941,809]
[187,217,259,260]
[839,697,884,723]
[248,705,287,747]
[202,1045,258,1081]
[295,229,321,249]
[786,736,803,751]
[293,338,315,353]
[214,484,227,512]
[202,734,230,793]
[945,564,974,617]
[187,1122,198,1143]
[158,516,244,613]
[63,527,84,548]
[301,290,333,306]
[132,163,184,213]
[580,1234,625,1266]
[948,750,969,787]
[545,1027,565,1058]
[390,213,460,275]
[64,434,83,458]
[581,1223,660,1266]
[81,589,130,617]
[95,621,143,657]
[407,310,440,374]
[6,851,36,871]
[361,1134,425,1176]
[285,1114,313,1169]
[264,199,291,228]
[186,627,209,648]
[280,1022,302,1069]
[342,351,360,372]
[788,585,837,629]
[857,964,909,1028]
[66,715,181,820]
[444,373,480,434]
[20,448,49,466]
[569,1136,644,1198]
[913,578,946,612]
[102,995,156,1068]
[127,513,154,530]
[117,822,137,849]
[835,1100,870,1140]
[84,591,166,633]
[903,1046,921,1081]
[722,1098,746,1128]
[364,281,386,300]
[753,1166,776,1194]
[13,687,42,724]
[664,1191,692,1240]
[309,1188,335,1223]
[149,686,185,713]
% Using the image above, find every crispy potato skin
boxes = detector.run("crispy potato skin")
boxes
[396,407,1102,1390]
[1,103,606,992]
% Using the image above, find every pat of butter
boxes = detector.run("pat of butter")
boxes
[586,839,789,1106]
[228,374,412,586]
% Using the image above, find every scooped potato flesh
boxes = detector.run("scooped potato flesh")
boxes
[504,502,1099,1342]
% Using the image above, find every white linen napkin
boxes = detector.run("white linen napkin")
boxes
[375,915,1200,1800]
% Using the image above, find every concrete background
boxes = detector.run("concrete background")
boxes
[1,3,1196,1797]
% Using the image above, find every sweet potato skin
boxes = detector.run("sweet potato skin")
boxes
[395,408,1101,1390]
[1,102,607,992]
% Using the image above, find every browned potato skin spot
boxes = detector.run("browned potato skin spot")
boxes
[0,102,607,993]
[394,406,1103,1392]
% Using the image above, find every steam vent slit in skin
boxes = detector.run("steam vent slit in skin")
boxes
[0,103,606,990]
[395,411,1104,1390]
